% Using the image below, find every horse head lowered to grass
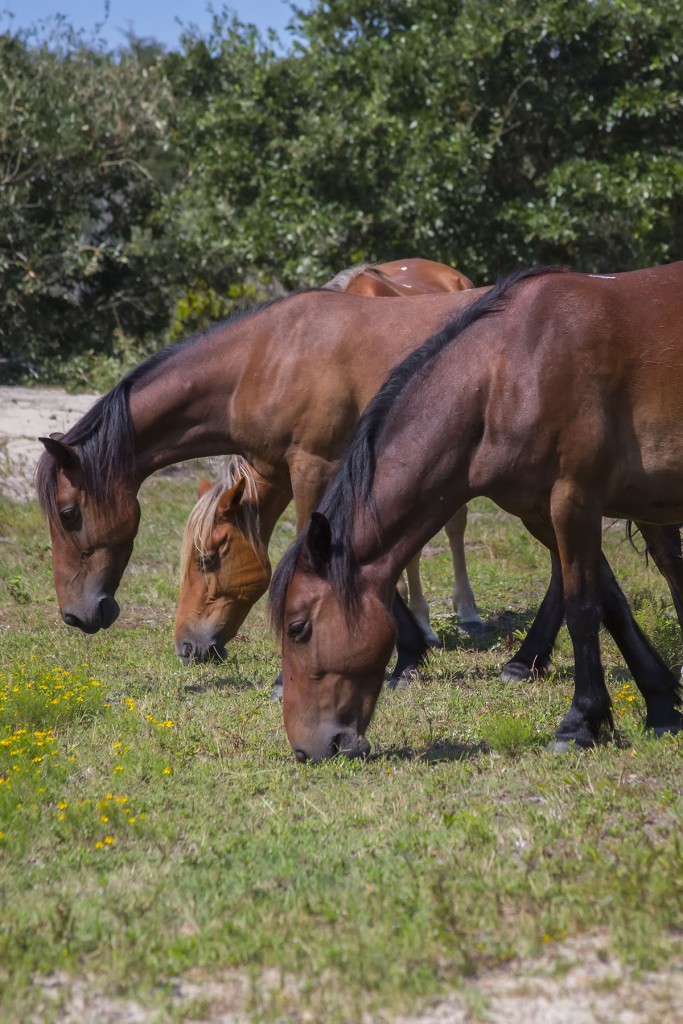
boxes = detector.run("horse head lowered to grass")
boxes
[174,458,277,662]
[270,263,683,760]
[173,258,480,664]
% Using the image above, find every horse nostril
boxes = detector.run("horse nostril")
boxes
[294,748,309,764]
[98,595,120,629]
[178,640,196,663]
[63,611,84,630]
[331,733,345,756]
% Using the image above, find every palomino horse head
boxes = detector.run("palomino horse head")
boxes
[269,513,426,762]
[36,432,140,633]
[174,459,271,663]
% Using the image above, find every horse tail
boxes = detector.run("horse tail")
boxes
[322,264,375,292]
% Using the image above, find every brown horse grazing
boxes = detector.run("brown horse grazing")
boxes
[173,258,481,664]
[269,263,683,761]
[35,286,493,676]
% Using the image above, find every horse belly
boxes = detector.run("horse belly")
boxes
[605,446,683,523]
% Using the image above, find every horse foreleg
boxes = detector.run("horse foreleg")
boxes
[549,485,612,750]
[503,522,683,686]
[289,455,338,531]
[500,546,564,682]
[444,505,484,631]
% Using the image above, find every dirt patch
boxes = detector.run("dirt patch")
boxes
[398,938,683,1024]
[30,939,683,1023]
[0,385,99,500]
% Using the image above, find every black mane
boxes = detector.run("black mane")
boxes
[35,293,302,525]
[269,265,567,635]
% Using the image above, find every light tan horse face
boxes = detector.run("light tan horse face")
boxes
[174,478,271,663]
[280,570,396,763]
[39,437,140,633]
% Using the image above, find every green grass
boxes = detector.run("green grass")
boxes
[0,478,682,1022]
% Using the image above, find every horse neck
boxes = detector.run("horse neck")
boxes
[128,320,261,483]
[352,388,484,603]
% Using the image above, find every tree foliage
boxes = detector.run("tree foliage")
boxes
[0,25,173,376]
[1,0,682,381]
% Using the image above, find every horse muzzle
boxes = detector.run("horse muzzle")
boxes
[294,728,371,764]
[62,594,120,633]
[175,636,228,665]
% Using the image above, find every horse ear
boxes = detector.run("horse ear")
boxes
[39,434,80,471]
[215,477,247,521]
[197,479,213,499]
[305,512,332,572]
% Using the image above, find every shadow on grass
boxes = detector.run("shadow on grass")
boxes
[183,672,265,694]
[435,608,538,652]
[375,738,486,764]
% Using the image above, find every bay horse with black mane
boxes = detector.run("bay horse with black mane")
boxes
[173,258,481,666]
[36,282,494,680]
[269,263,683,761]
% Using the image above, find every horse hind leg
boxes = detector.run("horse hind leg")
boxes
[535,492,613,750]
[404,551,441,648]
[599,553,682,735]
[635,522,683,647]
[444,505,484,632]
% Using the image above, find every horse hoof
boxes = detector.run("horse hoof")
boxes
[547,738,575,754]
[500,660,532,683]
[388,669,420,690]
[270,680,283,702]
[424,635,442,650]
[418,625,442,648]
[650,724,682,738]
[547,735,596,753]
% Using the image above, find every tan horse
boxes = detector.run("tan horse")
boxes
[174,259,480,664]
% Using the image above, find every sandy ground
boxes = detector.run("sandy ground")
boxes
[2,387,682,1023]
[30,939,683,1023]
[0,385,99,499]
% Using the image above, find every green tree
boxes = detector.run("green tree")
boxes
[0,24,173,376]
[164,0,683,286]
[2,1,682,380]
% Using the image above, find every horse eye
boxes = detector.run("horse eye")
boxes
[196,552,220,572]
[287,620,311,643]
[59,506,80,528]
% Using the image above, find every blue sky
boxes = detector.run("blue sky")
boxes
[1,0,309,50]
